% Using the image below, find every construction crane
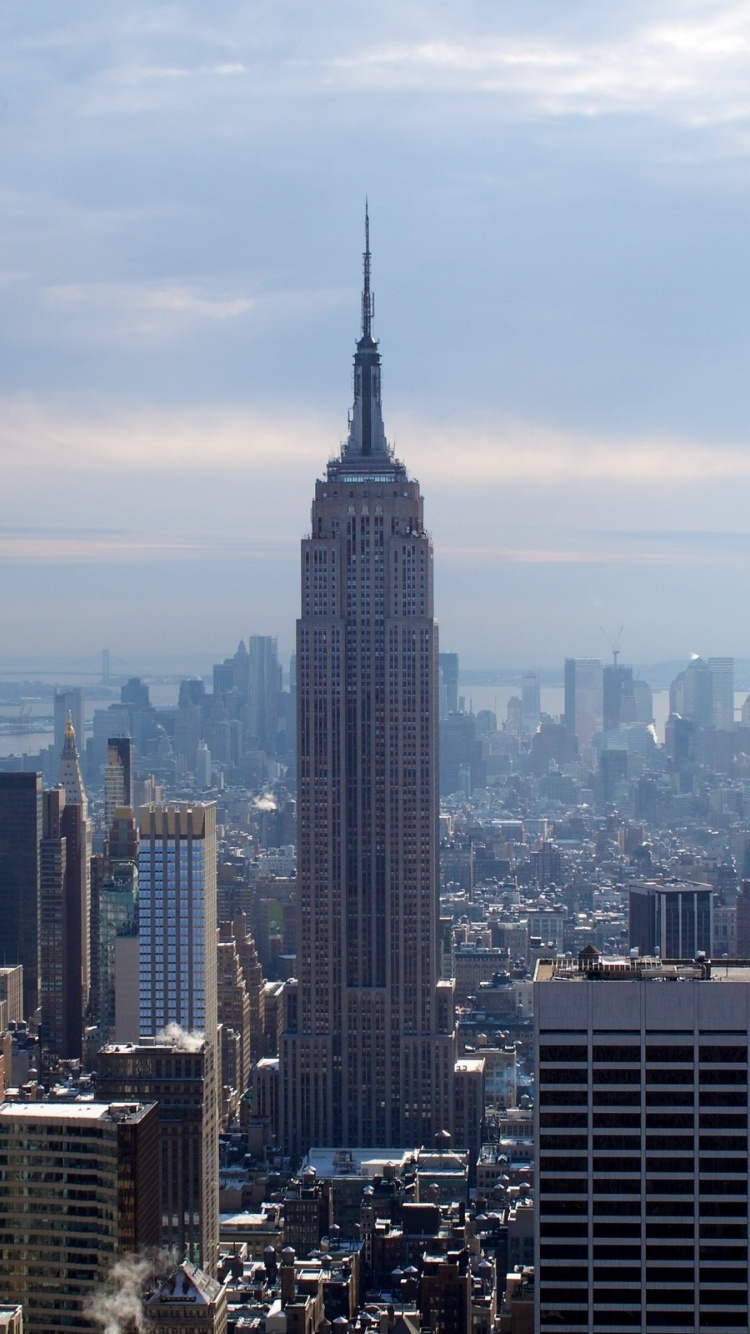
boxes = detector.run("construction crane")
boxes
[599,625,624,667]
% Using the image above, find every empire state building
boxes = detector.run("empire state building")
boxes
[280,217,456,1154]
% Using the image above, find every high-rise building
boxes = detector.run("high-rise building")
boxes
[247,635,281,753]
[0,774,42,1019]
[56,715,92,1058]
[138,802,218,1041]
[439,652,459,718]
[103,736,133,830]
[217,921,252,1103]
[563,658,603,747]
[39,788,67,1065]
[535,950,750,1333]
[96,1039,219,1276]
[629,879,713,959]
[708,655,734,730]
[279,216,456,1155]
[0,1100,160,1334]
[520,671,540,734]
[602,662,634,731]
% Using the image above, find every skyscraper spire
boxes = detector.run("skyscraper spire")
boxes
[361,199,374,342]
[333,206,398,472]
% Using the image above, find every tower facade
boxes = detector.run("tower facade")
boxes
[280,217,455,1154]
[564,657,603,747]
[138,802,218,1041]
[536,952,750,1333]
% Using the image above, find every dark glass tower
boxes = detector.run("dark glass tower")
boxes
[279,215,456,1154]
[0,772,42,1019]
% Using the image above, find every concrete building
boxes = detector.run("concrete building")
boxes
[535,949,750,1333]
[145,1262,227,1333]
[0,1100,159,1334]
[217,921,252,1103]
[279,218,456,1154]
[96,1039,220,1276]
[138,802,218,1041]
[0,967,23,1026]
[0,773,42,1018]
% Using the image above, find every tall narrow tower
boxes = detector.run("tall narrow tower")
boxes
[280,213,456,1154]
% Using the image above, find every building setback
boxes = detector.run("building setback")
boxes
[535,949,750,1334]
[279,216,456,1154]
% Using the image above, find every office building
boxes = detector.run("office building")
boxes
[521,671,540,734]
[629,879,713,958]
[56,716,92,1058]
[0,967,23,1026]
[0,1310,22,1334]
[39,788,67,1065]
[439,652,459,718]
[247,634,281,753]
[0,1100,159,1334]
[103,736,133,830]
[708,655,734,730]
[96,1039,219,1275]
[563,658,603,747]
[279,217,456,1154]
[0,773,42,1019]
[535,950,750,1333]
[138,802,218,1041]
[603,662,634,731]
[217,920,252,1102]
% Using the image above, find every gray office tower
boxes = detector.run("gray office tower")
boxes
[536,950,750,1334]
[629,879,713,959]
[279,216,456,1155]
[0,773,42,1018]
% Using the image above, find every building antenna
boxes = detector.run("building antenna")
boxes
[362,199,374,340]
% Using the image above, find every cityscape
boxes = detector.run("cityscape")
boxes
[4,5,750,1334]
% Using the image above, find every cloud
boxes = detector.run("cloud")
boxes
[45,281,254,338]
[321,7,750,128]
[2,394,749,489]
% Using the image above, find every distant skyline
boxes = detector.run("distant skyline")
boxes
[3,2,750,668]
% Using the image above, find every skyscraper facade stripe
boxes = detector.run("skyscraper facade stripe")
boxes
[280,215,455,1154]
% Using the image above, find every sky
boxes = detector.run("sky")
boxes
[2,1,750,673]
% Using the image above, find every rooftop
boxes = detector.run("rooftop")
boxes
[0,1100,151,1122]
[535,950,750,983]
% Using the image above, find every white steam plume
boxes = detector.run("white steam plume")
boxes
[85,1254,155,1334]
[155,1021,205,1051]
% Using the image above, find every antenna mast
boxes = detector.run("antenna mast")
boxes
[362,200,374,339]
